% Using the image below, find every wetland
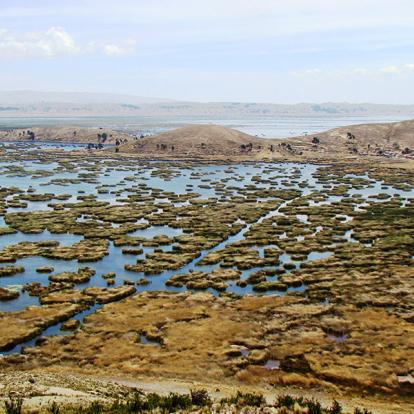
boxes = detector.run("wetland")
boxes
[0,140,413,412]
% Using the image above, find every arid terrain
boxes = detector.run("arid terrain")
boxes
[1,119,413,164]
[111,120,414,163]
[0,121,413,413]
[0,126,131,146]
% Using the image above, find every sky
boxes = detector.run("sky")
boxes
[0,0,414,103]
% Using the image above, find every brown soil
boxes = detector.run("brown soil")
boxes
[108,120,414,164]
[0,126,131,145]
[116,124,271,157]
[1,120,414,166]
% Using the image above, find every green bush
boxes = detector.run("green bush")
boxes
[304,398,322,414]
[4,396,23,414]
[84,401,104,414]
[275,395,347,414]
[190,389,211,406]
[159,392,192,412]
[1,389,373,414]
[354,409,373,414]
[124,391,146,412]
[275,394,296,408]
[329,400,342,414]
[47,401,61,414]
[221,391,265,407]
[110,391,192,413]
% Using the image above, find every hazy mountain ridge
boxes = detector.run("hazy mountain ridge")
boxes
[0,90,173,105]
[0,91,413,117]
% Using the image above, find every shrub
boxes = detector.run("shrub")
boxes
[123,391,146,412]
[142,393,162,411]
[84,401,103,414]
[222,391,265,407]
[160,392,192,412]
[329,400,342,414]
[304,398,322,414]
[354,409,373,414]
[109,391,192,413]
[275,395,326,414]
[47,401,61,414]
[275,394,296,408]
[190,389,211,406]
[4,396,23,414]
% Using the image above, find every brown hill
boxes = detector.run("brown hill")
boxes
[315,119,414,147]
[117,124,271,157]
[0,126,131,145]
[109,120,414,161]
[1,119,413,162]
[288,119,414,159]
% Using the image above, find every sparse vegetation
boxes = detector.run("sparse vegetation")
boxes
[47,401,61,414]
[275,395,347,414]
[220,391,266,407]
[354,409,373,414]
[4,396,23,414]
[190,389,211,406]
[0,390,380,413]
[84,401,104,414]
[108,391,192,413]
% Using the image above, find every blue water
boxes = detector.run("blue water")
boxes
[0,145,413,354]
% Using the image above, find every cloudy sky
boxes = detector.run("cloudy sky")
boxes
[1,0,413,103]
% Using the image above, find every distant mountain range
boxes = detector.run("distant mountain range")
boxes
[0,90,173,105]
[0,90,414,117]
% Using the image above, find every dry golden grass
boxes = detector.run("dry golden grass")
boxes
[3,291,412,397]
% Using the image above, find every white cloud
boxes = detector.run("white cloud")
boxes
[352,68,369,75]
[3,0,414,49]
[291,64,414,78]
[103,40,136,56]
[0,27,136,59]
[291,68,321,76]
[378,64,414,74]
[380,65,401,74]
[0,27,79,58]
